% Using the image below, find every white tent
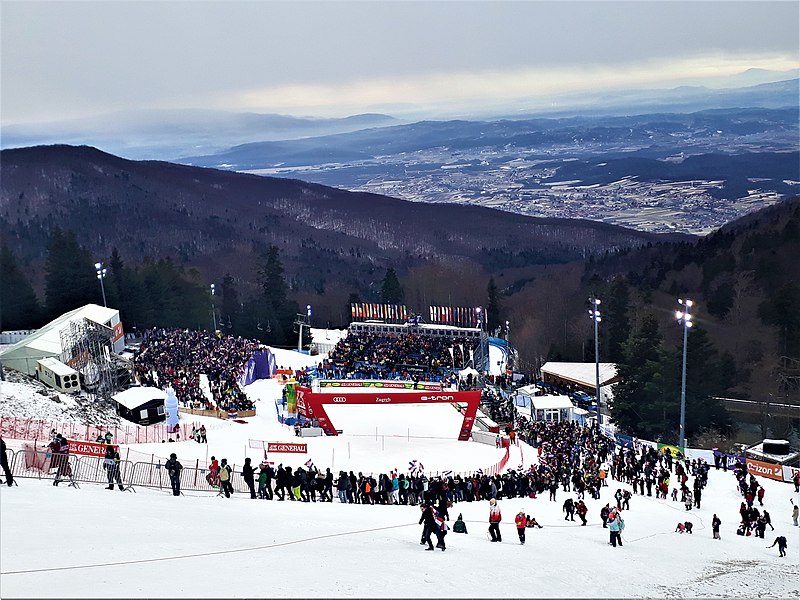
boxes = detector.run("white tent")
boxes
[540,362,618,388]
[0,304,121,376]
[458,367,480,380]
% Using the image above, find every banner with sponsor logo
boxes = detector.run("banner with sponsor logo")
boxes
[294,387,480,441]
[267,442,307,454]
[746,458,784,481]
[318,380,442,391]
[238,350,277,388]
[657,443,685,458]
[67,440,119,457]
[285,383,297,414]
[783,465,800,484]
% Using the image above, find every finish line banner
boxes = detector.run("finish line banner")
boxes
[295,387,480,442]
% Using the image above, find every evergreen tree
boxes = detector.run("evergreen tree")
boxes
[486,278,501,334]
[758,283,800,357]
[611,314,677,438]
[380,268,403,304]
[221,273,241,334]
[259,246,299,346]
[605,276,631,363]
[681,326,733,439]
[0,245,40,329]
[44,228,98,319]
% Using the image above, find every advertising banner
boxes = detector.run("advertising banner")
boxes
[746,458,784,481]
[318,380,442,391]
[286,383,297,414]
[294,387,480,441]
[67,440,119,457]
[238,349,277,388]
[712,449,746,470]
[267,442,308,454]
[782,465,799,484]
[657,443,685,457]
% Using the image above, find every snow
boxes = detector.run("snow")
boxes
[2,346,800,598]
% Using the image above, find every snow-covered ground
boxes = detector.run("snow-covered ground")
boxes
[2,345,799,598]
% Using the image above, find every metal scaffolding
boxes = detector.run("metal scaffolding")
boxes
[59,318,119,399]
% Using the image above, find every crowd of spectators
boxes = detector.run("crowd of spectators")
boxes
[133,328,260,413]
[312,331,478,384]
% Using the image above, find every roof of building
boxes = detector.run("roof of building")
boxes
[0,304,118,362]
[540,362,618,388]
[112,386,167,411]
[531,395,575,410]
[37,357,78,376]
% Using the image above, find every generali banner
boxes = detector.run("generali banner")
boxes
[67,440,119,457]
[267,442,308,454]
[746,458,784,481]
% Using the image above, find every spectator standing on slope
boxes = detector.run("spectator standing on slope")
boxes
[0,436,14,487]
[165,453,182,496]
[488,498,502,542]
[712,514,722,540]
[242,457,257,499]
[515,509,527,544]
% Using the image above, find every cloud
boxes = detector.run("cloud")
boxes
[221,52,799,117]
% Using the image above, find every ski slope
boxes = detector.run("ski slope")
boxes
[1,457,798,598]
[2,346,799,598]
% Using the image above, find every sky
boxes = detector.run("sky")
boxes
[1,1,799,124]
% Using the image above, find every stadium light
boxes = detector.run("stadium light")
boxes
[210,283,217,332]
[676,298,694,450]
[94,262,107,307]
[588,297,602,432]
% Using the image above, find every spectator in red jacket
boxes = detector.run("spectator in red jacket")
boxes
[515,510,527,544]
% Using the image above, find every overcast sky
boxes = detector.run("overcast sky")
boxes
[2,1,798,124]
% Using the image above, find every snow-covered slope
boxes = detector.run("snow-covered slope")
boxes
[1,459,797,598]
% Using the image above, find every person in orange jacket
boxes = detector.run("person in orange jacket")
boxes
[515,510,527,544]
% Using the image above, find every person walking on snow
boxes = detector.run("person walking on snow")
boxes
[601,504,610,528]
[488,498,502,542]
[712,514,722,540]
[515,510,527,544]
[576,499,588,526]
[769,536,788,557]
[608,510,625,547]
[165,453,182,496]
[791,500,799,526]
[563,497,576,521]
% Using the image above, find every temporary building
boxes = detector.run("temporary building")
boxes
[112,386,168,426]
[0,304,123,376]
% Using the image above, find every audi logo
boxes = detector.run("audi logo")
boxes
[332,397,347,403]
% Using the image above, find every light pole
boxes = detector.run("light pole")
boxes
[210,283,217,332]
[298,304,311,352]
[588,297,602,431]
[94,262,107,307]
[675,298,694,451]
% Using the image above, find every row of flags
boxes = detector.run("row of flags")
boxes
[428,306,482,328]
[351,303,408,322]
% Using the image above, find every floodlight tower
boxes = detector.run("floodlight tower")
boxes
[675,298,694,450]
[588,297,602,431]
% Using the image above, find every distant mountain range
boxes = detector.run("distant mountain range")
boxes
[0,145,691,295]
[0,111,399,160]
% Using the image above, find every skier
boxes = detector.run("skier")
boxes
[515,509,527,544]
[768,536,787,558]
[165,453,182,496]
[488,498,502,542]
[712,514,722,540]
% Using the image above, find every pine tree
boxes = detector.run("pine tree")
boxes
[0,245,40,329]
[605,276,631,363]
[380,268,403,304]
[44,228,98,319]
[259,246,299,346]
[221,273,241,334]
[486,278,501,334]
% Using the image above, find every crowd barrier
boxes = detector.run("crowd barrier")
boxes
[179,407,256,419]
[0,416,197,444]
